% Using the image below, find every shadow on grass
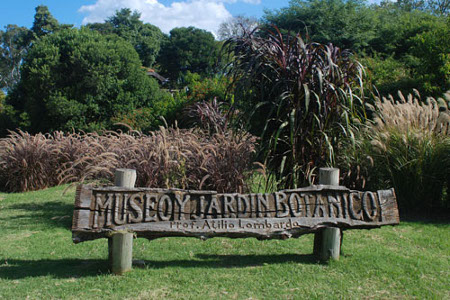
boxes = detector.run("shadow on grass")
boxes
[0,259,108,279]
[143,253,318,269]
[0,254,319,279]
[3,202,73,229]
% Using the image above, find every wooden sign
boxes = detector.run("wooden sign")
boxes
[72,185,399,243]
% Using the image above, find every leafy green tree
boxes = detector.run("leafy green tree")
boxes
[87,8,165,67]
[365,6,447,95]
[410,19,450,93]
[394,0,449,15]
[0,25,30,91]
[0,6,70,92]
[369,6,440,57]
[157,27,219,83]
[265,0,448,96]
[31,5,72,40]
[264,0,377,52]
[85,22,114,35]
[6,28,164,133]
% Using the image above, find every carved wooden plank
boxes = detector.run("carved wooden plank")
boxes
[72,185,400,243]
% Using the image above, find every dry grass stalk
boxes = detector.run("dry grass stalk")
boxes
[373,90,450,137]
[0,128,257,193]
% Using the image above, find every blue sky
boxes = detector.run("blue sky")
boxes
[1,0,290,35]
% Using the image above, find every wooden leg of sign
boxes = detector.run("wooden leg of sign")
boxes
[109,169,136,274]
[111,232,133,275]
[320,227,341,261]
[314,167,341,261]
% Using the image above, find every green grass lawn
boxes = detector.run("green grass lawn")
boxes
[0,185,449,299]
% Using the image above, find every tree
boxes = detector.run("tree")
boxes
[157,27,219,83]
[217,15,259,40]
[428,0,450,14]
[395,0,449,15]
[87,8,165,67]
[0,25,30,91]
[410,19,450,93]
[31,5,71,40]
[6,28,164,133]
[264,0,377,52]
[0,6,70,92]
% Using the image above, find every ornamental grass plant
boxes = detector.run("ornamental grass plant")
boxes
[338,90,450,215]
[223,26,367,189]
[0,128,257,193]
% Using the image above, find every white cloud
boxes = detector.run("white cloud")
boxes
[79,0,261,36]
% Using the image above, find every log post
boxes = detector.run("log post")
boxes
[313,167,341,261]
[114,168,137,188]
[111,230,133,275]
[109,169,136,274]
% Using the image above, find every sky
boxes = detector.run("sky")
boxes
[0,0,291,36]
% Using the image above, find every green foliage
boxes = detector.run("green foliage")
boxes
[264,0,449,97]
[157,27,219,83]
[394,0,450,15]
[369,7,440,58]
[0,90,16,135]
[224,27,367,189]
[367,8,448,96]
[5,28,163,133]
[359,54,419,96]
[112,92,182,132]
[183,72,233,103]
[0,6,71,93]
[0,25,30,91]
[87,8,165,67]
[410,19,450,94]
[31,5,72,39]
[264,0,377,52]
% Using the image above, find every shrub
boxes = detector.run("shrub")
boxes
[183,72,233,104]
[0,128,257,193]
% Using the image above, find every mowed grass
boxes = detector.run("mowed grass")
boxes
[0,185,449,299]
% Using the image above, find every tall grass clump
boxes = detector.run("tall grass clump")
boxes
[339,90,450,215]
[223,26,367,189]
[0,131,60,192]
[0,128,257,193]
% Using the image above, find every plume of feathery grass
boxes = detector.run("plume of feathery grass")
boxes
[0,128,258,193]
